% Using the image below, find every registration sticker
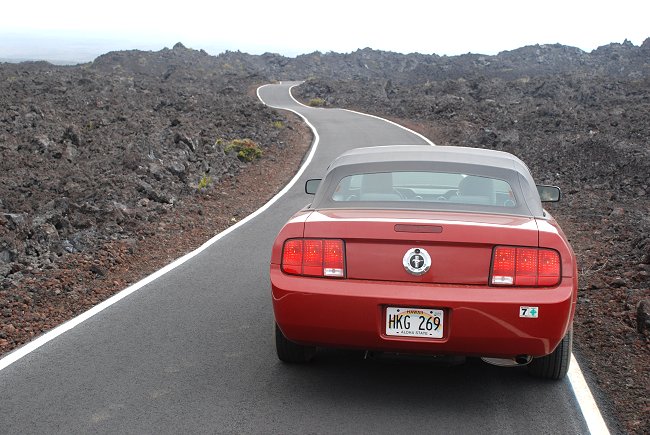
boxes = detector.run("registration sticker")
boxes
[386,307,444,339]
[519,306,539,318]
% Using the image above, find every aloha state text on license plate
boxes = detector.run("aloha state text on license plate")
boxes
[386,307,444,339]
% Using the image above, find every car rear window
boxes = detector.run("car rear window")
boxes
[332,171,517,208]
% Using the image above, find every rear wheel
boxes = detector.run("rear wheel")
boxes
[275,323,316,363]
[527,326,572,380]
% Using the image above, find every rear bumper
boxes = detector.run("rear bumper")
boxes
[271,264,576,358]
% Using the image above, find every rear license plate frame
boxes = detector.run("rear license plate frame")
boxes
[385,307,444,339]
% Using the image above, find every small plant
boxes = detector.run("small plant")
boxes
[198,174,212,190]
[308,98,325,107]
[215,137,225,146]
[272,120,284,129]
[224,138,263,162]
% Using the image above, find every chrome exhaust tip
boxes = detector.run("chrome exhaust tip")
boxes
[482,355,532,367]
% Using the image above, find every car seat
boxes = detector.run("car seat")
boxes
[457,175,496,205]
[359,172,401,201]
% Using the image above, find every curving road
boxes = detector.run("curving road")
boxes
[0,82,591,434]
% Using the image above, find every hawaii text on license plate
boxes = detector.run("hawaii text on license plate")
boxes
[385,307,444,339]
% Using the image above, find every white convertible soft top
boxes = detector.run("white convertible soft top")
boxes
[328,145,529,172]
[310,145,546,218]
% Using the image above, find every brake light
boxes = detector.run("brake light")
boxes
[538,249,561,286]
[281,239,303,275]
[303,239,323,276]
[491,246,560,287]
[515,248,538,286]
[281,239,345,278]
[323,240,345,276]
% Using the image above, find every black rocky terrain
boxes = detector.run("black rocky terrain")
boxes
[1,43,284,285]
[1,39,649,433]
[0,43,311,371]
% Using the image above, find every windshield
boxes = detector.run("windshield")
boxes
[332,171,517,208]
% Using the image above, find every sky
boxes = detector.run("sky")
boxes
[1,0,649,63]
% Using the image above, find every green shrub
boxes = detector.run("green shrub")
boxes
[224,138,263,162]
[198,174,212,189]
[308,98,325,107]
[272,120,284,129]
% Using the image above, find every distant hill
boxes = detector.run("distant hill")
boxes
[3,36,649,80]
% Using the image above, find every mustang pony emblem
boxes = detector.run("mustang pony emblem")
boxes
[403,248,431,276]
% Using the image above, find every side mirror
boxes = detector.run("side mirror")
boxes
[305,179,321,195]
[537,185,561,202]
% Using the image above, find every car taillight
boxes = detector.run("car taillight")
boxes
[281,239,303,275]
[538,249,561,286]
[491,246,560,287]
[281,239,345,278]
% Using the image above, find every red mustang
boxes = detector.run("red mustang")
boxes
[271,145,577,380]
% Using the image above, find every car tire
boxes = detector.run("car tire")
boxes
[527,326,572,380]
[275,323,316,363]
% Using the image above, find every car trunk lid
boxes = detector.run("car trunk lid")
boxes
[303,209,539,285]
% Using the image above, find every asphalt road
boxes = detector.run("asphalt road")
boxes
[0,82,590,434]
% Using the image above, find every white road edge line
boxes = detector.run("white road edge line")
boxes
[281,82,435,147]
[284,83,608,434]
[0,83,320,373]
[341,108,435,146]
[569,354,610,434]
[284,82,311,109]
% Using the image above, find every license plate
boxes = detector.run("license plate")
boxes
[386,307,444,339]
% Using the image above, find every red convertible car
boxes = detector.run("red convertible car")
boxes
[270,145,577,380]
